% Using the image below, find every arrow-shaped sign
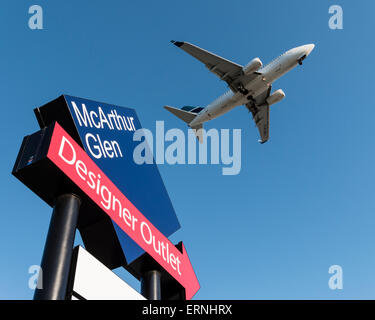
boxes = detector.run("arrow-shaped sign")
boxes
[47,123,199,299]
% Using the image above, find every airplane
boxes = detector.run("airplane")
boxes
[164,41,315,143]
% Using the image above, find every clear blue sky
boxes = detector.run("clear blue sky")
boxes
[1,0,375,299]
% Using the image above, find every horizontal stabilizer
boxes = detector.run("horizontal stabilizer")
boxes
[164,105,197,124]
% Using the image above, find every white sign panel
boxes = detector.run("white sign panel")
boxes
[71,246,146,300]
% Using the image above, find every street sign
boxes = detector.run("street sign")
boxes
[46,122,199,299]
[34,95,180,265]
[13,122,199,299]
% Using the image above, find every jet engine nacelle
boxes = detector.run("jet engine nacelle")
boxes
[266,89,285,106]
[243,57,262,75]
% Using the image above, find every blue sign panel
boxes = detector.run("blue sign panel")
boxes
[63,95,180,263]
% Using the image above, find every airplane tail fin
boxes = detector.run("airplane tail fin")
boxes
[164,105,204,143]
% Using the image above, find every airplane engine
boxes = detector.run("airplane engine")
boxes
[243,57,262,75]
[266,89,285,106]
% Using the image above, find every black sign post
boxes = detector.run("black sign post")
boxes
[141,270,162,300]
[33,194,81,300]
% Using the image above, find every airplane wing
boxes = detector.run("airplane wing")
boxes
[171,40,246,91]
[245,86,272,143]
[253,104,269,144]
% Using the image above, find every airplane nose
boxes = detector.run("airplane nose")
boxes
[293,44,315,65]
[303,44,315,56]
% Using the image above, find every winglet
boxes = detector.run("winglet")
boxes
[171,40,184,47]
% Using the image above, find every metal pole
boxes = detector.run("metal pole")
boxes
[33,193,81,300]
[141,270,162,300]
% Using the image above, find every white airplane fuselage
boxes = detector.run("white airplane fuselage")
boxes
[189,44,314,128]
